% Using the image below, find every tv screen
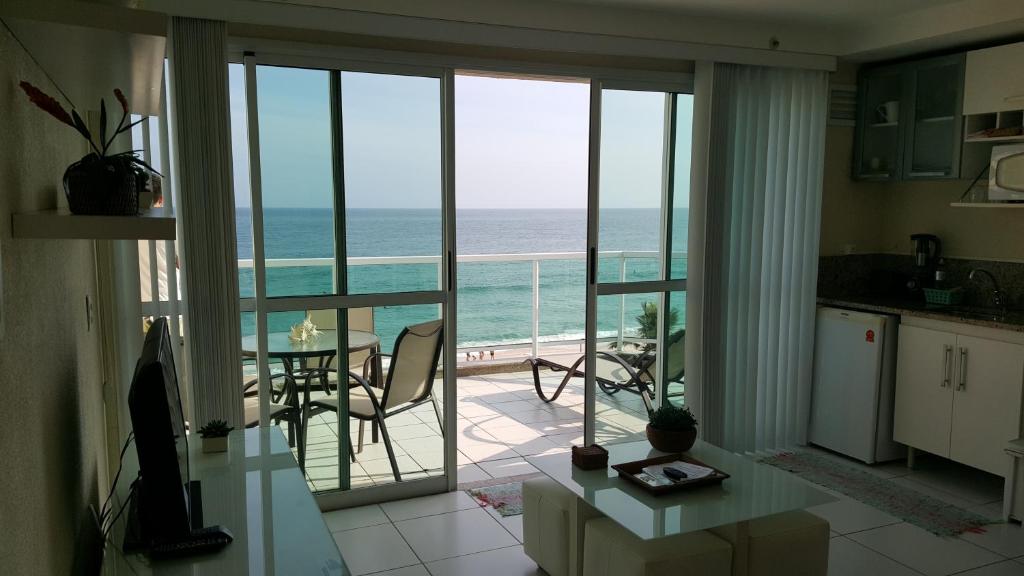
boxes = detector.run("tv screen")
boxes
[128,317,191,543]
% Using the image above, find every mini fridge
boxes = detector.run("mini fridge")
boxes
[809,307,905,464]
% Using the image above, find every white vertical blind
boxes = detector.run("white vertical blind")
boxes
[702,63,827,454]
[167,17,243,428]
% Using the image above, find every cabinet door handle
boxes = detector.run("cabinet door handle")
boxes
[942,345,952,387]
[957,347,968,391]
[1004,94,1024,103]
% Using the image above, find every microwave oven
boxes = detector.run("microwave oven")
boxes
[989,144,1024,201]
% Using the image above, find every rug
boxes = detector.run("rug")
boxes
[759,451,996,537]
[467,481,526,517]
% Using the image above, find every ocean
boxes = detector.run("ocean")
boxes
[237,208,687,351]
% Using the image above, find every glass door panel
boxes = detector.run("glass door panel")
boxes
[597,89,665,283]
[856,69,903,179]
[255,66,337,298]
[241,57,453,504]
[586,83,691,446]
[906,57,963,179]
[341,72,443,295]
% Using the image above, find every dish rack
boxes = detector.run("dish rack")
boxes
[923,287,964,306]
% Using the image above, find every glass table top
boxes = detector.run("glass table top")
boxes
[527,440,836,540]
[241,329,379,358]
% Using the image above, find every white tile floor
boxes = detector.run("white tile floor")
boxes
[307,368,1024,575]
[324,454,1024,576]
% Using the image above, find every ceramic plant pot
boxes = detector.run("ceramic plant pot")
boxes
[646,424,697,453]
[202,435,229,454]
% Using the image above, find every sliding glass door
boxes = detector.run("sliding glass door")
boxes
[585,81,693,446]
[237,55,456,506]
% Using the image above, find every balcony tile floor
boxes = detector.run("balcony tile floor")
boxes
[279,369,651,492]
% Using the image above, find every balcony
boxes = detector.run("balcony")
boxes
[171,250,684,492]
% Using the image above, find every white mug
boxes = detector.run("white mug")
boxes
[876,101,899,123]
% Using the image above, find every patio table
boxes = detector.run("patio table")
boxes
[241,329,383,432]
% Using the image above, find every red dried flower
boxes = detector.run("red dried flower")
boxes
[114,88,128,115]
[19,81,74,127]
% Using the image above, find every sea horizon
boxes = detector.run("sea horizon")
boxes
[236,206,687,351]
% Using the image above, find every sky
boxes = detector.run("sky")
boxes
[228,64,692,210]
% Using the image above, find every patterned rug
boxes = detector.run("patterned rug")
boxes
[759,451,996,537]
[467,480,528,517]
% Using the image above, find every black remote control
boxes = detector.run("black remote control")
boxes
[149,525,233,559]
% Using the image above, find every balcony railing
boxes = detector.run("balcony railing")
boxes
[148,250,684,357]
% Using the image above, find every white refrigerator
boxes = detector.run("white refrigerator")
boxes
[809,307,905,464]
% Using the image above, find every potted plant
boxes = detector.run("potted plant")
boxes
[646,405,698,453]
[198,419,234,453]
[19,81,158,215]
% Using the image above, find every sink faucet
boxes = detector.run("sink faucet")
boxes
[968,268,1005,310]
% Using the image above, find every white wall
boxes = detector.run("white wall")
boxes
[0,29,107,575]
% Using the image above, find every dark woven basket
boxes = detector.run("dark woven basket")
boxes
[63,154,143,216]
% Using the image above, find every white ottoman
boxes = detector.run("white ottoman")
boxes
[583,517,733,576]
[709,510,830,576]
[522,477,603,576]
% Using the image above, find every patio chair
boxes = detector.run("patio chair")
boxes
[241,368,305,464]
[307,307,376,379]
[526,330,685,412]
[305,319,444,482]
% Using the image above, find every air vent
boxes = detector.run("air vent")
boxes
[829,84,857,127]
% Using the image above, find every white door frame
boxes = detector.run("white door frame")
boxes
[242,54,457,509]
[584,80,690,446]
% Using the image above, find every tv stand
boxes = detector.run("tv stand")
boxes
[103,428,349,574]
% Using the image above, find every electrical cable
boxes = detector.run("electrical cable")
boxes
[100,432,135,524]
[103,477,138,543]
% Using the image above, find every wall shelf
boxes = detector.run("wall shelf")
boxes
[12,207,176,240]
[949,202,1024,209]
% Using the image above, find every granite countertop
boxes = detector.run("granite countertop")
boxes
[817,295,1024,333]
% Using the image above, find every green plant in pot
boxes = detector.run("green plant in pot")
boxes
[646,405,698,453]
[198,419,234,453]
[20,82,158,215]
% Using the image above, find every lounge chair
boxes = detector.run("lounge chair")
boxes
[305,319,444,482]
[526,330,685,412]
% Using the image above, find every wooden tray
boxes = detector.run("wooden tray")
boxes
[612,453,729,496]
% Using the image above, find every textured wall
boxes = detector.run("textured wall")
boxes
[0,29,106,576]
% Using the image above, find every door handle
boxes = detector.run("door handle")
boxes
[942,345,952,387]
[447,250,454,291]
[588,247,596,285]
[957,347,968,391]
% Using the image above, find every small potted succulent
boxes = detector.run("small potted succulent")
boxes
[646,405,698,453]
[19,81,158,215]
[198,419,234,453]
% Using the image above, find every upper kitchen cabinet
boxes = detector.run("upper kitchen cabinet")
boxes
[854,54,965,181]
[854,65,904,180]
[964,42,1024,115]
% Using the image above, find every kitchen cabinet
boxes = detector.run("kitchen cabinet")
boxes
[893,325,956,458]
[894,321,1024,476]
[950,335,1024,474]
[964,42,1024,115]
[853,53,965,181]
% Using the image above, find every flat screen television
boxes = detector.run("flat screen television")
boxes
[127,317,193,545]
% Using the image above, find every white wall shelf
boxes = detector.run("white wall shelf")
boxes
[12,207,176,240]
[949,202,1024,209]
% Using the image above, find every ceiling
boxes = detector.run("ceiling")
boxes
[548,0,963,27]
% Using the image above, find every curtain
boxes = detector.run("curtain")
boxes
[167,17,243,428]
[701,63,828,454]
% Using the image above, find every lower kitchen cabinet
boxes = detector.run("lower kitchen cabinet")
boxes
[894,325,956,458]
[894,321,1024,476]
